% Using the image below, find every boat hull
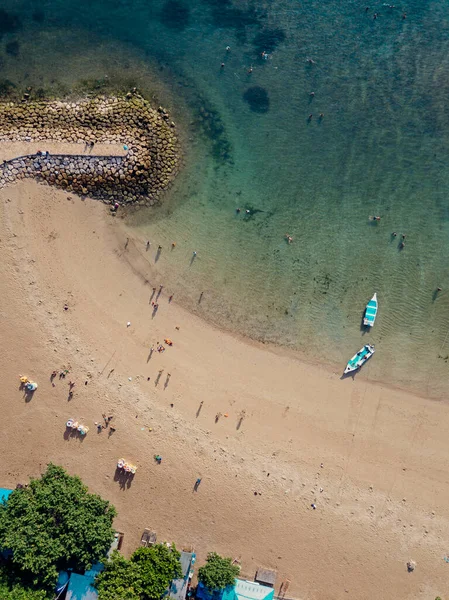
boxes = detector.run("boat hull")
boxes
[344,344,375,374]
[363,293,378,327]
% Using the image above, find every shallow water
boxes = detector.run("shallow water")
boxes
[2,0,449,396]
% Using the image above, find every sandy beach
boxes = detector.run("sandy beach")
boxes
[1,170,449,599]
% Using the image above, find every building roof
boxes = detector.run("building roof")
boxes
[255,568,276,587]
[197,579,275,600]
[0,488,13,503]
[65,573,98,600]
[169,552,196,600]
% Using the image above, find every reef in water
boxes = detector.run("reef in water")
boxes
[243,86,270,113]
[160,0,190,30]
[0,9,21,37]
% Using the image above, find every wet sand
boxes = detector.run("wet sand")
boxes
[1,179,449,600]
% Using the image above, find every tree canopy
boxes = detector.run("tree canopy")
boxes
[197,552,240,591]
[95,544,182,600]
[0,463,117,589]
[0,571,49,600]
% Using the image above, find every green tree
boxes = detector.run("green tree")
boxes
[95,544,182,600]
[197,552,240,591]
[0,463,116,589]
[0,568,50,599]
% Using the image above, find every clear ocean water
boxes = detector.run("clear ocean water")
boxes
[2,0,449,396]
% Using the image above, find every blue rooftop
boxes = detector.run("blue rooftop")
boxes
[0,488,13,503]
[65,564,103,600]
[197,579,275,600]
[66,573,98,600]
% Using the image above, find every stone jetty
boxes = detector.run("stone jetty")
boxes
[0,94,180,205]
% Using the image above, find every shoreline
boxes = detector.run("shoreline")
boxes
[1,179,449,599]
[117,220,443,405]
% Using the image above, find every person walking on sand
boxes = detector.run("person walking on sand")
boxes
[146,241,150,250]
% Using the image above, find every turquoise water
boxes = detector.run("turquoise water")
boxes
[2,0,449,396]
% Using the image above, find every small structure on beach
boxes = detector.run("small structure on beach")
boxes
[254,568,276,588]
[141,527,157,547]
[168,551,196,600]
[196,578,275,600]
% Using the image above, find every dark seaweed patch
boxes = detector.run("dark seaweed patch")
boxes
[201,0,263,42]
[6,40,20,57]
[252,28,285,54]
[32,10,45,23]
[191,97,233,165]
[0,79,16,97]
[243,86,270,113]
[160,0,190,31]
[0,10,21,37]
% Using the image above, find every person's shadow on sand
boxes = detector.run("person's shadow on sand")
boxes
[19,381,36,403]
[63,428,86,442]
[154,370,163,387]
[114,467,135,490]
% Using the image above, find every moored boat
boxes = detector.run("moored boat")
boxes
[344,344,375,374]
[363,293,378,327]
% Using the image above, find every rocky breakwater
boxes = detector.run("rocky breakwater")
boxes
[0,95,180,205]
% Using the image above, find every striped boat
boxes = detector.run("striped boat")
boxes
[363,293,378,327]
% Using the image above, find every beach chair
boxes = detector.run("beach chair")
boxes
[140,528,157,547]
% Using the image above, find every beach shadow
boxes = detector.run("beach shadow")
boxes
[21,384,36,403]
[193,480,201,492]
[155,370,163,387]
[340,371,357,381]
[63,428,87,442]
[432,289,442,303]
[114,467,135,490]
[360,318,369,334]
[196,402,204,418]
[150,289,156,302]
[236,410,246,430]
[155,248,162,263]
[147,348,154,362]
[198,292,204,304]
[164,373,171,390]
[190,254,197,266]
[152,305,158,319]
[156,287,163,300]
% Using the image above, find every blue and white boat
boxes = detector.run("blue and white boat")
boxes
[344,344,375,374]
[363,293,378,327]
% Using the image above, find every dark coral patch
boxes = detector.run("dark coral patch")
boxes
[0,10,21,37]
[32,10,45,23]
[252,28,286,54]
[243,86,270,113]
[160,0,190,30]
[6,40,20,57]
